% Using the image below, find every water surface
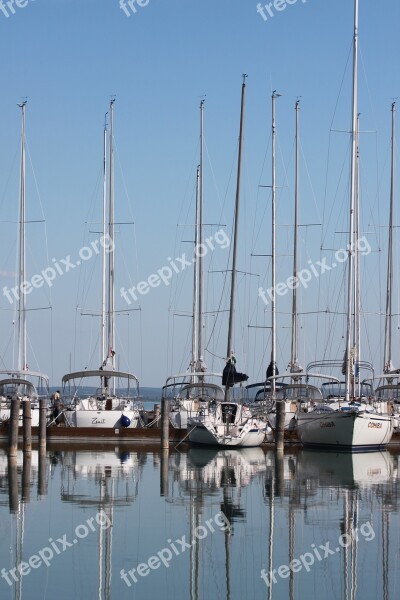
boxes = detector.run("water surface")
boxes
[0,445,399,599]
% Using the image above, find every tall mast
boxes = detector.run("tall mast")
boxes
[17,100,27,373]
[108,98,116,368]
[269,90,281,396]
[290,99,301,375]
[353,113,361,394]
[384,102,396,373]
[101,113,108,364]
[197,99,205,369]
[225,75,246,398]
[191,166,200,374]
[344,0,359,402]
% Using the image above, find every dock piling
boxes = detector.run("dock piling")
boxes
[39,397,47,451]
[8,398,20,458]
[23,400,32,454]
[160,398,170,450]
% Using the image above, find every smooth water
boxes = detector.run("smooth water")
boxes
[0,445,399,600]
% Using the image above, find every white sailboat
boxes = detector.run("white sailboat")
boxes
[296,0,394,450]
[248,98,319,432]
[245,91,283,426]
[164,100,226,430]
[62,100,143,429]
[187,77,268,447]
[0,101,50,428]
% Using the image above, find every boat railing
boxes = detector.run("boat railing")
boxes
[306,359,374,377]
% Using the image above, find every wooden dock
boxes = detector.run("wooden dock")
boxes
[0,424,187,444]
[1,423,399,446]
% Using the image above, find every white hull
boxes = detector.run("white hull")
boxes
[169,399,200,429]
[67,397,140,428]
[188,419,267,447]
[296,409,393,450]
[189,423,265,448]
[267,408,297,431]
[68,408,140,429]
[187,400,268,447]
[72,411,139,429]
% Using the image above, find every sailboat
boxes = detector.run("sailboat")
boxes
[247,98,321,432]
[296,0,394,450]
[164,101,225,430]
[0,101,50,428]
[187,77,268,447]
[61,100,143,429]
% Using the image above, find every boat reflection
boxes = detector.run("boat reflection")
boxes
[263,449,398,600]
[296,449,395,488]
[57,449,145,506]
[0,445,399,599]
[168,447,399,600]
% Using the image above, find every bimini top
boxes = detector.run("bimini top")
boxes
[178,382,225,401]
[375,384,400,400]
[0,378,39,400]
[62,370,139,385]
[0,378,36,390]
[0,370,49,386]
[276,384,323,401]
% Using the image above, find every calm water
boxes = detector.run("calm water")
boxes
[0,445,399,600]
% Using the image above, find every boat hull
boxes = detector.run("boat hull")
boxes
[69,409,140,429]
[0,407,41,427]
[296,410,393,451]
[267,409,297,431]
[187,421,266,447]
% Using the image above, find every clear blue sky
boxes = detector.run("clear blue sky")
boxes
[0,0,399,387]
